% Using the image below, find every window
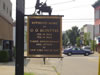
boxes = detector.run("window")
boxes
[77,48,81,50]
[72,48,76,50]
[3,40,10,50]
[95,9,100,19]
[3,2,5,10]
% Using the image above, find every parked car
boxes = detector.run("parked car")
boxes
[82,46,91,50]
[63,47,93,56]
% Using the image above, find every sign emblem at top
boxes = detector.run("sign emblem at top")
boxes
[34,0,52,15]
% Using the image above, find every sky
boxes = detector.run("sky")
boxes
[11,0,97,31]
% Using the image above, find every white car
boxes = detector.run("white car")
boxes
[82,46,91,51]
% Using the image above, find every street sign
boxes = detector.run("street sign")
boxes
[27,16,62,57]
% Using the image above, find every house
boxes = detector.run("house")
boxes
[80,24,100,45]
[0,0,13,60]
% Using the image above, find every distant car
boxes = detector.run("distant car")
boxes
[63,47,93,56]
[82,46,91,50]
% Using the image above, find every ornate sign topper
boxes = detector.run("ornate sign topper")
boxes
[34,0,52,15]
[27,16,62,57]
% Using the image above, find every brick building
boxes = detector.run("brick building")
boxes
[93,0,100,25]
[93,0,100,44]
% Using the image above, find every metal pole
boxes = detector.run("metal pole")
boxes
[43,58,46,64]
[16,0,25,75]
[93,25,95,53]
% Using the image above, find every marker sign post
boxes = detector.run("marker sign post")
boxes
[27,16,62,57]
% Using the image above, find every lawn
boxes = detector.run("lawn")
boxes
[24,72,35,75]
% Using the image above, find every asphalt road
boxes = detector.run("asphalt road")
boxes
[61,54,99,75]
[0,52,99,75]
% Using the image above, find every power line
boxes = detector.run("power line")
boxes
[14,0,75,10]
[23,4,92,14]
[63,21,94,22]
[53,4,92,12]
[62,18,94,22]
[62,21,94,23]
[63,18,94,20]
[12,0,92,12]
[50,0,75,5]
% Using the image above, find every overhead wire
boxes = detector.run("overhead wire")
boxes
[12,0,92,12]
[22,0,75,10]
[49,0,75,5]
[53,4,92,12]
[62,18,94,22]
[63,18,94,20]
[12,0,94,22]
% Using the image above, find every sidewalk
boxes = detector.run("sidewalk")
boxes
[0,61,15,75]
[0,58,58,75]
[93,51,99,56]
[24,58,58,75]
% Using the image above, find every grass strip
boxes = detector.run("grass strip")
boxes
[24,72,35,75]
[52,66,60,75]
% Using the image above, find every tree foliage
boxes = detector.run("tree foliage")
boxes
[83,33,91,46]
[66,26,80,46]
[91,40,96,51]
[62,26,80,47]
[62,32,68,48]
[76,37,81,47]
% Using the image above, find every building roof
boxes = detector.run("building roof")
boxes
[92,0,100,8]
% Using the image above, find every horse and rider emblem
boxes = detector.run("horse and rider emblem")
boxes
[34,0,52,15]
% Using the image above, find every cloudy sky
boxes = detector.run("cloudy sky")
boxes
[11,0,97,31]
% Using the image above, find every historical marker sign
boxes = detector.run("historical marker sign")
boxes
[27,16,62,57]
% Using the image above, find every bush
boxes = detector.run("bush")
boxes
[0,50,9,62]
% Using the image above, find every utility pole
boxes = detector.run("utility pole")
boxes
[15,0,25,75]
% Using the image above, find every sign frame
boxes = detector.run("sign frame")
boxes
[27,15,62,58]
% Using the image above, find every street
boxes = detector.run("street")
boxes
[62,55,98,75]
[49,54,99,75]
[0,53,99,75]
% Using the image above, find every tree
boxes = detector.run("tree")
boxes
[66,26,80,46]
[76,37,81,47]
[62,32,68,48]
[84,33,91,46]
[91,40,96,51]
